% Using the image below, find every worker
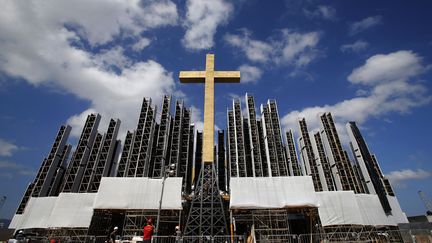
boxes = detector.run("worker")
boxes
[143,219,154,243]
[175,225,181,242]
[109,226,118,243]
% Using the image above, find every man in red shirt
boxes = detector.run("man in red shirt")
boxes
[143,218,154,243]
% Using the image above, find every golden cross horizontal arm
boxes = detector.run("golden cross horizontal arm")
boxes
[179,71,241,83]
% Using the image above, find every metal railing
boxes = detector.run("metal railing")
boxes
[38,229,432,243]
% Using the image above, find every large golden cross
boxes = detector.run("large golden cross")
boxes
[180,54,240,163]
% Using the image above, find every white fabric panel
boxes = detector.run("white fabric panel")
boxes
[19,197,57,229]
[316,191,364,226]
[355,194,394,226]
[387,196,409,224]
[47,193,96,228]
[229,176,318,209]
[9,214,23,229]
[94,177,182,210]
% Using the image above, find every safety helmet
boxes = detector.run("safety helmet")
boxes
[114,226,118,230]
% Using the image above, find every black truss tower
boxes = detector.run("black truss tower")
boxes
[184,163,227,236]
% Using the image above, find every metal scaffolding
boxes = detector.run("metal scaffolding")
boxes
[78,133,103,193]
[285,130,303,176]
[151,95,172,178]
[227,110,237,178]
[127,98,151,177]
[116,131,134,177]
[313,132,336,191]
[193,131,203,188]
[256,120,269,177]
[32,125,72,197]
[15,182,35,214]
[261,103,285,177]
[170,101,183,177]
[138,102,156,177]
[217,130,226,191]
[298,118,323,191]
[88,119,121,192]
[233,99,247,177]
[185,124,195,194]
[320,113,356,192]
[178,107,192,192]
[268,100,288,177]
[245,94,263,177]
[49,144,71,196]
[61,114,101,193]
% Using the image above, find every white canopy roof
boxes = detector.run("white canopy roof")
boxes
[230,176,319,209]
[316,191,364,226]
[46,193,96,228]
[18,197,57,229]
[9,214,23,229]
[10,176,408,230]
[317,191,409,227]
[10,177,183,230]
[93,177,183,210]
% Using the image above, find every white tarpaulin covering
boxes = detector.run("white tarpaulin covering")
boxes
[318,192,409,227]
[47,193,96,228]
[94,177,182,210]
[230,176,318,209]
[316,191,364,226]
[387,195,409,224]
[18,197,57,229]
[9,214,23,229]
[355,194,393,226]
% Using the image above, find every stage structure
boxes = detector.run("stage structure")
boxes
[180,54,240,236]
[10,54,409,242]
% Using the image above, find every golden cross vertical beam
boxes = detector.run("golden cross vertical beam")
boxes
[180,54,240,163]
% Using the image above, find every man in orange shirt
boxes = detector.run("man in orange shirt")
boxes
[143,218,154,243]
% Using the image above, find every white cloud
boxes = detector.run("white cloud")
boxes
[386,169,432,188]
[225,29,321,67]
[304,5,336,21]
[182,0,233,50]
[238,65,262,84]
[281,51,431,141]
[340,40,369,53]
[349,15,382,35]
[132,38,152,52]
[0,0,179,138]
[348,50,425,85]
[92,46,131,71]
[0,139,19,157]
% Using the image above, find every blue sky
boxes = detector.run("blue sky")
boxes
[0,0,431,220]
